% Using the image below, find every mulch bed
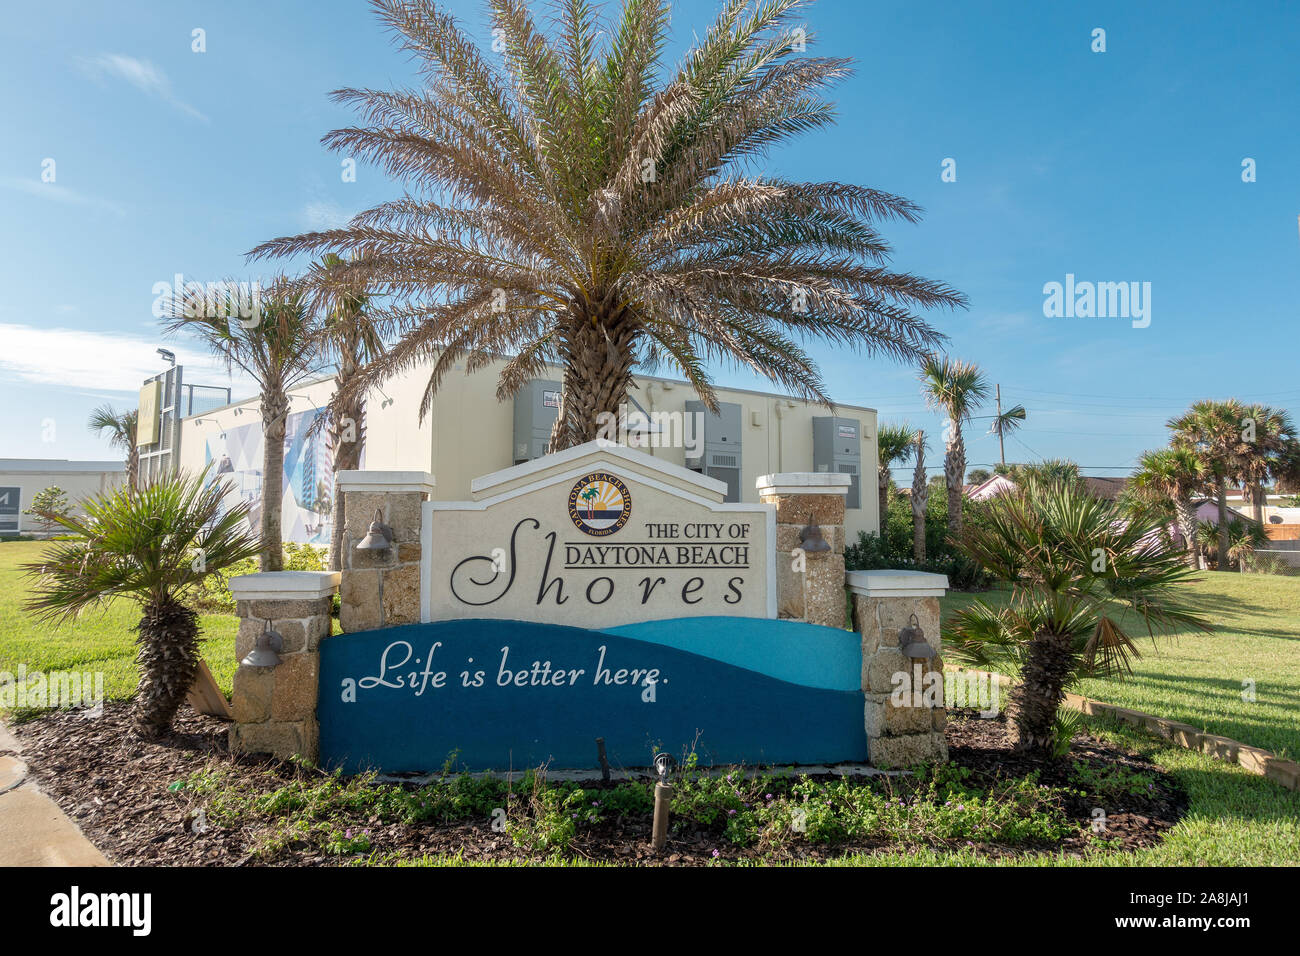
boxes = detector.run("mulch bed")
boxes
[10,703,1186,866]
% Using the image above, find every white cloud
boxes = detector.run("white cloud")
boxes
[300,200,351,230]
[0,177,127,217]
[77,53,208,122]
[0,322,253,397]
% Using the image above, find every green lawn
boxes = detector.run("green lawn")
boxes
[0,540,239,705]
[941,571,1300,759]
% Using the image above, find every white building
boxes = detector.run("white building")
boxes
[174,355,882,547]
[0,459,126,535]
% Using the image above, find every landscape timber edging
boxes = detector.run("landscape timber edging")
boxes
[947,666,1300,793]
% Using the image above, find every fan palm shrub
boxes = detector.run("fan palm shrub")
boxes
[946,479,1209,754]
[249,0,965,449]
[88,405,139,490]
[1194,517,1269,572]
[165,280,324,570]
[919,356,989,537]
[23,470,260,737]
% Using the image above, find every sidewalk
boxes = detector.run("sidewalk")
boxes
[0,721,109,866]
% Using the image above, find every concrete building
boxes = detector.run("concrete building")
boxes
[0,459,126,535]
[175,354,882,547]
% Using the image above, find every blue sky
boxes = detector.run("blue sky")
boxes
[2,0,1297,478]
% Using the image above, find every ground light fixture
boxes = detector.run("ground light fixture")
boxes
[355,508,394,554]
[241,620,283,668]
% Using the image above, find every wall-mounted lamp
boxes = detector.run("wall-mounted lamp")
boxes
[241,620,283,668]
[157,348,176,366]
[355,508,394,554]
[898,613,935,663]
[798,515,831,553]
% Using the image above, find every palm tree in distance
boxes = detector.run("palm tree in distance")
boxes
[165,279,324,571]
[920,356,989,538]
[1131,446,1206,568]
[875,422,916,532]
[88,405,139,490]
[1169,399,1247,571]
[249,0,966,451]
[302,254,389,571]
[1237,403,1295,526]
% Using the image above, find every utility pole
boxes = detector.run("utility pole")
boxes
[995,384,1005,467]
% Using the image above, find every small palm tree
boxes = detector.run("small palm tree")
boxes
[88,405,139,490]
[875,422,916,530]
[1131,446,1206,568]
[946,479,1209,754]
[909,429,929,561]
[23,470,260,737]
[920,356,989,538]
[250,0,965,450]
[165,279,324,570]
[1169,399,1247,571]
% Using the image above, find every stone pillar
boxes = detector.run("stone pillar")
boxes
[228,570,340,762]
[756,473,850,627]
[847,569,949,768]
[336,471,435,632]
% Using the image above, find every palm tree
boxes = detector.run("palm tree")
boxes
[248,0,965,450]
[88,405,139,490]
[1237,403,1295,526]
[910,429,929,561]
[875,422,916,531]
[1008,458,1082,490]
[1131,446,1206,568]
[23,470,260,737]
[302,254,389,571]
[919,357,989,538]
[165,280,324,571]
[946,479,1209,754]
[1169,399,1247,571]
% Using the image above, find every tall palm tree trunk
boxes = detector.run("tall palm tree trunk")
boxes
[547,311,637,452]
[877,466,891,535]
[1248,480,1265,526]
[1010,630,1075,753]
[328,391,365,571]
[260,388,289,572]
[134,596,200,738]
[911,432,928,562]
[1173,496,1200,569]
[945,422,966,538]
[1216,477,1231,572]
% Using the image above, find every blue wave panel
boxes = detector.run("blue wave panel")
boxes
[318,619,867,773]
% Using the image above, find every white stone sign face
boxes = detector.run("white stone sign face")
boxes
[422,442,775,627]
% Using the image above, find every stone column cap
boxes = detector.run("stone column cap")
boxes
[336,470,436,495]
[756,472,851,497]
[229,571,342,601]
[845,569,949,597]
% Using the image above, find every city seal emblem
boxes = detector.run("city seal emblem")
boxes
[568,472,632,537]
